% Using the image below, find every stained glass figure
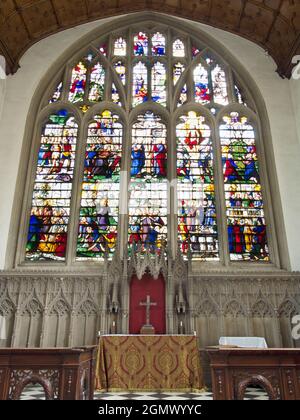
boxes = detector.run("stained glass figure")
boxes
[192,47,200,57]
[129,112,167,252]
[112,83,122,106]
[26,111,78,261]
[99,43,107,56]
[85,51,96,62]
[178,84,187,107]
[88,63,105,102]
[69,62,87,103]
[151,62,167,106]
[80,105,90,113]
[173,62,185,85]
[220,112,269,261]
[114,37,127,56]
[114,61,126,85]
[173,39,185,57]
[134,32,148,56]
[132,62,148,107]
[152,32,166,56]
[177,112,218,259]
[50,82,62,103]
[203,51,216,66]
[194,64,211,104]
[77,111,122,260]
[212,65,228,105]
[234,83,247,106]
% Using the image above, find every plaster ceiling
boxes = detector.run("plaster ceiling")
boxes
[0,0,299,78]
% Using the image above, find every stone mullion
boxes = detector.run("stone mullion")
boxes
[213,115,230,265]
[65,113,85,265]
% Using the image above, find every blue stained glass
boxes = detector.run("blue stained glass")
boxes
[134,32,148,56]
[114,61,126,85]
[194,64,211,104]
[26,112,78,261]
[129,112,167,252]
[132,62,148,107]
[220,112,269,261]
[177,112,219,259]
[77,111,123,260]
[69,62,87,103]
[152,32,166,56]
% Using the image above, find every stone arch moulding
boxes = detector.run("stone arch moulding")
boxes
[6,12,290,271]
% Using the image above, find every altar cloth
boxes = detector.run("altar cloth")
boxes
[95,335,204,392]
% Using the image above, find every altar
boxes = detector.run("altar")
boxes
[95,335,204,392]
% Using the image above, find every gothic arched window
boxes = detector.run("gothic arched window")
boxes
[23,22,272,265]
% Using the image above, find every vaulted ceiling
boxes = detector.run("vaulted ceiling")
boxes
[0,0,299,78]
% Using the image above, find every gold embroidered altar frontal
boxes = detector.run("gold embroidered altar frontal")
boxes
[95,335,204,392]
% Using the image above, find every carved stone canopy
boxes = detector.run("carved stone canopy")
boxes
[0,2,299,78]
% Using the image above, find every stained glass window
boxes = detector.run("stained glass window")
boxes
[192,47,200,57]
[26,110,78,261]
[112,83,121,106]
[177,112,218,259]
[85,51,96,62]
[129,112,167,252]
[69,62,87,103]
[99,43,107,56]
[173,63,185,85]
[234,83,247,106]
[173,39,185,57]
[88,63,105,102]
[151,62,167,106]
[132,62,148,107]
[114,61,126,85]
[194,64,211,104]
[220,112,269,261]
[152,32,166,56]
[178,85,188,107]
[212,65,229,105]
[134,32,148,56]
[114,37,127,56]
[77,111,122,260]
[50,82,62,103]
[27,24,272,265]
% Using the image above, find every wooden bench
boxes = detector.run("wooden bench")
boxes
[0,346,97,400]
[206,347,300,400]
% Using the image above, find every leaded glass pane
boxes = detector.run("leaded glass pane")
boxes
[152,32,166,56]
[194,64,211,104]
[151,62,167,106]
[220,112,269,261]
[69,62,87,103]
[88,63,105,102]
[26,110,78,261]
[129,112,167,252]
[173,39,185,57]
[177,112,219,259]
[134,32,148,56]
[77,111,122,260]
[114,37,127,56]
[212,64,229,105]
[132,62,148,107]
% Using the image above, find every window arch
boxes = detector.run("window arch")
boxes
[21,20,275,266]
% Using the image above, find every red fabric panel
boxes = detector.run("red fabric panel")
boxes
[129,273,166,334]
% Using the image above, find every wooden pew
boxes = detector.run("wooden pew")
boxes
[206,347,300,400]
[0,346,97,400]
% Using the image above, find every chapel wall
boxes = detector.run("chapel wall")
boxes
[0,14,299,269]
